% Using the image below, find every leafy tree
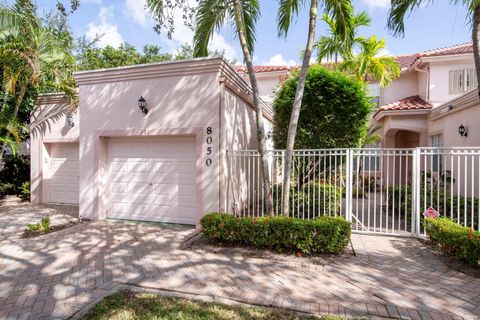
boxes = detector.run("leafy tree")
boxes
[387,0,480,98]
[0,0,77,159]
[276,0,355,216]
[273,65,371,150]
[339,36,400,87]
[315,11,371,64]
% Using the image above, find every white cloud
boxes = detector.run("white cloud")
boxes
[262,54,297,66]
[377,48,393,57]
[86,6,124,48]
[362,0,390,9]
[123,0,150,28]
[160,0,238,60]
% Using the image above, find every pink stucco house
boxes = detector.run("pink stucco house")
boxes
[30,58,273,225]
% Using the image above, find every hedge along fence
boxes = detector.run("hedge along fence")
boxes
[387,185,479,230]
[272,183,342,218]
[200,213,351,255]
[425,217,480,266]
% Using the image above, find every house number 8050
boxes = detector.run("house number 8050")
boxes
[205,127,213,166]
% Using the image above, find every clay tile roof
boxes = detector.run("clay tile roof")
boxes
[419,42,473,58]
[379,95,432,112]
[234,65,296,73]
[394,54,419,70]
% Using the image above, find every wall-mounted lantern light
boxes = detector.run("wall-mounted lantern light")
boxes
[458,124,468,137]
[66,113,75,128]
[138,96,148,115]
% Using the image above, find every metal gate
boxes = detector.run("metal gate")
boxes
[226,148,480,236]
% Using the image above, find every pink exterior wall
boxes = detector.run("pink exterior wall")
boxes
[76,70,221,221]
[382,72,419,105]
[30,95,79,204]
[428,56,475,107]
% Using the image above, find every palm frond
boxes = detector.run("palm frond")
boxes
[277,0,303,38]
[193,0,228,57]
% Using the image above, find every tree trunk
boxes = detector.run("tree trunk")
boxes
[0,85,27,160]
[233,1,273,215]
[472,5,480,99]
[281,0,318,216]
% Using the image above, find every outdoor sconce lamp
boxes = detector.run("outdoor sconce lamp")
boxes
[138,96,148,115]
[458,124,468,137]
[66,113,74,128]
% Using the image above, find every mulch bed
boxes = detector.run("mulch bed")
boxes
[180,232,355,266]
[418,238,480,277]
[21,220,83,238]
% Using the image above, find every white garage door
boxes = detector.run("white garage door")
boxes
[107,137,197,225]
[50,143,79,204]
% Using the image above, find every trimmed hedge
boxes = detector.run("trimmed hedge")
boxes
[200,212,351,255]
[425,217,480,266]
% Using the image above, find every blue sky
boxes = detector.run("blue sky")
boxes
[35,0,471,65]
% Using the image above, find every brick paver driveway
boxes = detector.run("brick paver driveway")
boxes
[0,199,479,320]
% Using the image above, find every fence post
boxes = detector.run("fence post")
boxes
[411,148,421,236]
[345,149,353,222]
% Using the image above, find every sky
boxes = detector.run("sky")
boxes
[32,0,472,66]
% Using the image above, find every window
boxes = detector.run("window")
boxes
[429,134,443,172]
[449,69,477,94]
[354,142,381,172]
[367,83,381,109]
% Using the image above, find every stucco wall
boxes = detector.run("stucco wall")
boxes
[428,56,475,107]
[30,97,79,204]
[429,104,480,147]
[382,72,419,105]
[77,71,222,221]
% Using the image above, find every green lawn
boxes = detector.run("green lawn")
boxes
[80,290,328,320]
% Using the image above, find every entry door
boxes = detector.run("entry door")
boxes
[49,143,79,204]
[107,138,197,225]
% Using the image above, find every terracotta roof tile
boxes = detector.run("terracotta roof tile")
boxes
[395,54,419,70]
[234,65,295,73]
[234,43,473,75]
[379,95,432,112]
[419,42,472,58]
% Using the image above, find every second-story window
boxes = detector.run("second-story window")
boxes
[367,83,380,109]
[449,69,477,94]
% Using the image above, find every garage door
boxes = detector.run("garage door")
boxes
[50,143,79,204]
[107,137,197,225]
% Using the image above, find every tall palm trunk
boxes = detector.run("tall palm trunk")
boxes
[473,5,480,99]
[233,0,273,215]
[281,0,318,216]
[0,85,27,160]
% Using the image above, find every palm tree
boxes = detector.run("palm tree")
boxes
[387,0,480,98]
[340,36,400,87]
[146,0,274,214]
[315,11,371,64]
[0,111,24,156]
[277,0,354,216]
[0,1,77,159]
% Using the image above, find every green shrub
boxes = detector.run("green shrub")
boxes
[425,217,480,266]
[273,183,342,217]
[200,213,351,255]
[273,65,371,149]
[0,155,30,196]
[18,181,30,201]
[27,223,41,231]
[387,185,479,229]
[41,216,51,233]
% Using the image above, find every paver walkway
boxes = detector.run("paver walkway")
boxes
[0,199,479,320]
